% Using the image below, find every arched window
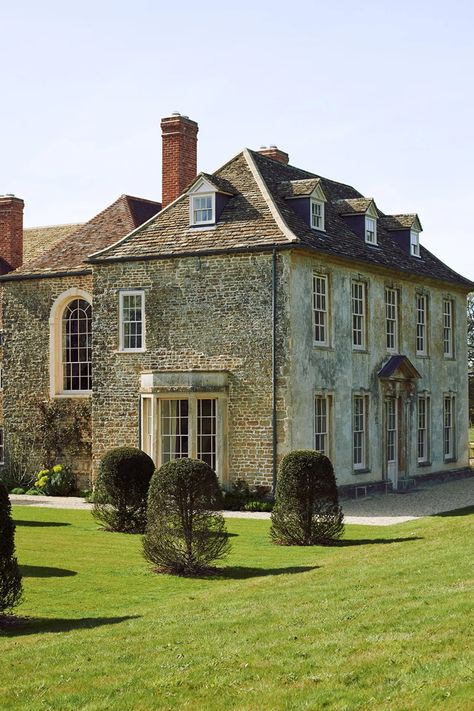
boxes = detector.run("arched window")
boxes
[62,299,92,391]
[49,288,93,397]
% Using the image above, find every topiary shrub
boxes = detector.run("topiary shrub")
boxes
[270,450,344,545]
[93,447,155,533]
[143,458,230,576]
[0,483,23,617]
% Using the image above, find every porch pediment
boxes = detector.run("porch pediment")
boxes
[377,355,421,380]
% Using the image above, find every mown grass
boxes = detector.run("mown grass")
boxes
[1,506,473,711]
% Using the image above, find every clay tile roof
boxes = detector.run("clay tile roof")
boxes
[278,178,322,198]
[333,198,375,215]
[23,223,83,263]
[8,194,161,279]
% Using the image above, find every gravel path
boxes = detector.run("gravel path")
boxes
[9,475,474,526]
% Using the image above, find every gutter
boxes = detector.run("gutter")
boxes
[272,248,277,495]
[87,243,292,265]
[0,269,91,283]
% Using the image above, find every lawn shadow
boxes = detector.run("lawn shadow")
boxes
[14,520,71,528]
[0,614,140,637]
[220,565,319,580]
[331,536,423,547]
[20,565,77,578]
[433,506,474,518]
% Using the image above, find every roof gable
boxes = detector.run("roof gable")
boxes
[378,355,421,380]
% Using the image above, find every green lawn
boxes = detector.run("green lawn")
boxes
[1,507,473,711]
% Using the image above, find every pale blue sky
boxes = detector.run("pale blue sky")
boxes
[1,0,473,279]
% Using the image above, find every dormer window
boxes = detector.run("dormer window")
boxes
[311,199,325,230]
[365,216,377,245]
[191,194,215,225]
[410,230,420,257]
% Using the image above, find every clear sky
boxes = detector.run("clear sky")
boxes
[1,0,473,280]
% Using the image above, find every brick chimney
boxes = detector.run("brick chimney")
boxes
[0,194,24,272]
[161,113,198,208]
[258,145,289,164]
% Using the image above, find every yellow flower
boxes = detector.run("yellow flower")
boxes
[52,465,63,473]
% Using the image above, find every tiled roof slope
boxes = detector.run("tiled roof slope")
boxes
[23,223,83,263]
[9,195,161,278]
[86,151,472,290]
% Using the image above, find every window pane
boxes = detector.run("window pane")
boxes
[121,293,143,350]
[63,299,92,391]
[197,399,217,470]
[161,400,189,462]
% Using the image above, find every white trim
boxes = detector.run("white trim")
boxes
[243,149,299,243]
[119,290,146,352]
[410,230,421,257]
[189,192,216,226]
[49,288,92,398]
[365,215,377,245]
[310,198,325,231]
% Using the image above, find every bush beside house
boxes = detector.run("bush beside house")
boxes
[271,450,344,545]
[143,458,230,576]
[93,447,155,533]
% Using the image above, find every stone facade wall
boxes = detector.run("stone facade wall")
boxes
[92,252,290,488]
[287,250,470,486]
[2,274,93,485]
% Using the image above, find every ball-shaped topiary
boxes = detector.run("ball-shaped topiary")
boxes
[0,482,23,617]
[143,458,230,576]
[93,447,155,533]
[270,450,344,545]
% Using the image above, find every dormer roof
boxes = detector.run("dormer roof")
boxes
[379,214,423,232]
[278,178,326,200]
[334,198,378,216]
[187,173,234,196]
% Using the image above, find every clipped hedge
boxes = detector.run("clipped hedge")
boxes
[143,458,230,576]
[93,447,155,533]
[270,450,344,545]
[0,483,23,617]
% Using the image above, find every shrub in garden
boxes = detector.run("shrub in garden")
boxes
[143,458,230,575]
[0,483,23,617]
[222,478,272,511]
[34,464,75,496]
[270,450,344,545]
[93,447,155,533]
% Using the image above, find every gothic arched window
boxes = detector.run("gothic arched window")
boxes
[62,298,92,392]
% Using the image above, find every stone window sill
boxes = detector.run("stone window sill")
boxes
[353,467,371,475]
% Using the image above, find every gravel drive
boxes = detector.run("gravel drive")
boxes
[9,475,474,526]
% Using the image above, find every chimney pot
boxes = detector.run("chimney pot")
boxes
[257,145,289,164]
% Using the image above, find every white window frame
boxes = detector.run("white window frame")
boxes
[353,395,368,470]
[119,290,145,352]
[410,230,421,257]
[313,273,329,346]
[443,299,454,358]
[417,394,430,464]
[310,199,325,231]
[365,216,377,245]
[385,287,398,353]
[190,193,215,226]
[314,394,332,457]
[0,427,3,465]
[352,281,366,350]
[443,395,456,461]
[416,294,428,356]
[140,393,226,479]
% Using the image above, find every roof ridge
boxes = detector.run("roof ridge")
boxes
[122,194,161,205]
[243,149,299,245]
[24,222,84,231]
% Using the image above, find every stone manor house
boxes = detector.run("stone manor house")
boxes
[0,113,472,493]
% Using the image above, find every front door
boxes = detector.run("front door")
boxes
[386,398,398,489]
